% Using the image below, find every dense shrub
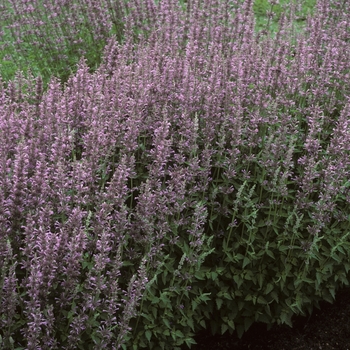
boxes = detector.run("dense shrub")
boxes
[0,0,350,349]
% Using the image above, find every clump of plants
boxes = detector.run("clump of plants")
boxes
[0,0,350,349]
[0,0,128,86]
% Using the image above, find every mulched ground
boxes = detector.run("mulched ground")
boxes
[185,286,350,350]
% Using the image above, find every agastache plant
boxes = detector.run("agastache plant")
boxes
[0,0,350,349]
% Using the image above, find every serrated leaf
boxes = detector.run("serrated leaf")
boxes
[280,311,293,327]
[184,338,197,347]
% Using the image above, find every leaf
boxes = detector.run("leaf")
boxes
[159,292,171,306]
[216,298,223,310]
[199,293,211,303]
[316,271,323,288]
[238,301,245,310]
[280,311,293,327]
[187,317,195,331]
[145,330,152,342]
[265,283,274,294]
[258,273,264,289]
[191,300,198,311]
[175,330,184,338]
[211,271,218,280]
[236,324,245,339]
[266,249,275,259]
[236,253,245,261]
[227,319,235,331]
[271,291,279,302]
[184,337,197,347]
[244,317,253,331]
[257,296,268,304]
[243,256,250,268]
[221,323,229,335]
[233,274,243,288]
[194,270,206,280]
[244,294,253,301]
[151,297,160,305]
[163,318,171,329]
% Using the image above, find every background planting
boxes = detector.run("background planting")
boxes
[0,0,350,349]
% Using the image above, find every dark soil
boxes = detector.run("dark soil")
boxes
[185,286,350,350]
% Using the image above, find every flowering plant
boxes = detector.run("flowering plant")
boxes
[0,0,350,349]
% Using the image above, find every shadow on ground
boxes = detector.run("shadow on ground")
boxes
[183,286,350,350]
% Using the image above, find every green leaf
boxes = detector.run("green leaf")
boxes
[187,317,195,331]
[265,283,274,294]
[258,273,264,289]
[194,270,206,280]
[227,318,235,331]
[163,318,171,329]
[199,293,211,303]
[191,300,198,311]
[244,294,253,301]
[236,253,245,261]
[266,249,275,259]
[174,330,184,338]
[221,323,229,335]
[145,330,152,342]
[236,324,245,338]
[238,301,245,310]
[257,295,268,304]
[211,271,218,280]
[271,291,279,302]
[244,317,253,331]
[243,256,250,268]
[159,292,171,306]
[151,297,160,305]
[216,298,223,310]
[233,274,243,288]
[280,311,293,327]
[184,337,197,347]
